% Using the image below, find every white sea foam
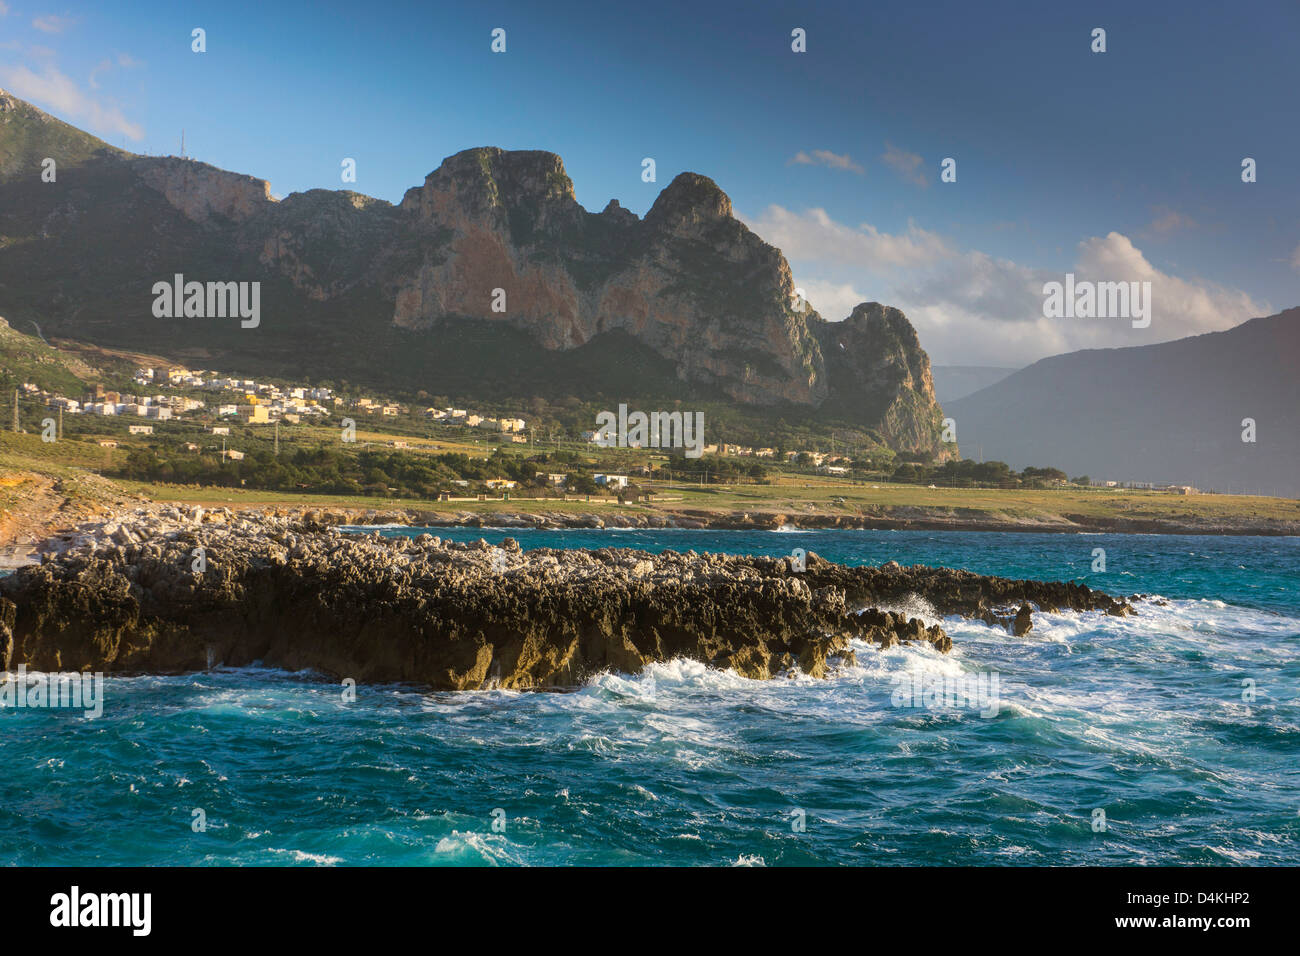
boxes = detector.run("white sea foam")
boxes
[266,848,344,866]
[869,593,943,627]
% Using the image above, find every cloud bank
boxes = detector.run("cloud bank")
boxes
[744,206,1269,366]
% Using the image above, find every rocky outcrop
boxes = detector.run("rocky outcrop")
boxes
[814,302,947,453]
[0,510,1134,688]
[136,157,274,224]
[392,150,829,409]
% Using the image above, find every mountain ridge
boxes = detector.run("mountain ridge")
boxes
[0,91,946,455]
[946,308,1300,497]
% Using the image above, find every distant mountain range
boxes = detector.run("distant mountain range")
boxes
[0,89,945,456]
[931,366,1018,404]
[945,308,1300,497]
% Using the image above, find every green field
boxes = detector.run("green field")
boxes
[5,431,1296,536]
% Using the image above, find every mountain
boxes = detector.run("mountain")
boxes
[0,90,945,455]
[945,308,1300,497]
[0,316,99,396]
[0,89,126,180]
[931,365,1017,404]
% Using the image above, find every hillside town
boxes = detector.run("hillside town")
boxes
[6,366,1205,494]
[13,364,869,470]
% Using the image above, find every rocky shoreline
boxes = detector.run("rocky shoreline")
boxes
[3,496,1295,574]
[289,505,1300,536]
[0,507,1135,689]
[261,504,1300,536]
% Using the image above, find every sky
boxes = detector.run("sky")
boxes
[1,0,1297,367]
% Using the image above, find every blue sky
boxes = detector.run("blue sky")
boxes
[2,0,1297,365]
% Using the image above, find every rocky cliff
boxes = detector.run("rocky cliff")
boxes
[0,92,945,454]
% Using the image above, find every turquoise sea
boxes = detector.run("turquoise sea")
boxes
[2,529,1297,865]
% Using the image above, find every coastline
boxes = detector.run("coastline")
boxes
[5,500,1298,570]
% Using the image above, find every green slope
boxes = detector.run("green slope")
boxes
[0,88,129,183]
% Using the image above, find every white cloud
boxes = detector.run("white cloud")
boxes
[794,279,871,322]
[0,2,11,16]
[789,149,864,174]
[745,205,951,270]
[32,14,75,33]
[0,62,144,140]
[1073,232,1263,338]
[881,142,928,188]
[747,204,1268,366]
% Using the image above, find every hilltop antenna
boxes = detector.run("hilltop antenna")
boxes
[180,129,185,158]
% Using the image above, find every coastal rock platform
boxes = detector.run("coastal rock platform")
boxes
[0,510,1133,688]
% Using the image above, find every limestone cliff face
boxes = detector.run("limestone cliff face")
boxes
[136,157,274,224]
[812,302,947,453]
[391,148,827,407]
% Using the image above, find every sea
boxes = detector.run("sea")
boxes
[2,529,1297,866]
